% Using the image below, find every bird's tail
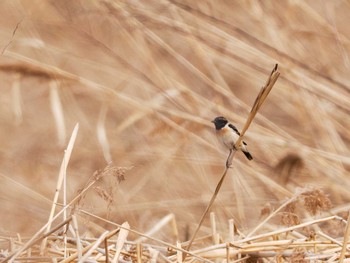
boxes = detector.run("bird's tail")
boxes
[242,150,253,161]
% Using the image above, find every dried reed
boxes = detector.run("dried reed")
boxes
[184,64,280,260]
[1,1,349,262]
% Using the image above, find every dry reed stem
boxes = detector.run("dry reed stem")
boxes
[104,238,109,263]
[0,63,75,80]
[184,64,280,259]
[317,231,346,250]
[2,2,349,262]
[112,222,130,263]
[8,222,348,263]
[236,215,344,245]
[3,49,294,166]
[136,243,142,263]
[5,217,72,263]
[4,164,108,262]
[49,80,66,147]
[227,64,279,167]
[246,193,300,238]
[339,211,350,262]
[3,9,348,151]
[172,241,180,263]
[1,18,23,55]
[167,2,235,98]
[80,210,212,263]
[3,51,220,154]
[210,212,220,245]
[124,3,308,142]
[244,164,293,198]
[78,231,110,263]
[40,123,79,254]
[171,215,179,242]
[234,64,280,148]
[135,214,176,243]
[184,164,230,259]
[103,1,234,100]
[59,228,119,263]
[104,1,294,150]
[248,131,350,165]
[172,0,348,96]
[97,103,112,163]
[228,219,235,243]
[71,215,82,261]
[0,172,52,205]
[63,153,67,259]
[11,73,22,124]
[189,238,349,259]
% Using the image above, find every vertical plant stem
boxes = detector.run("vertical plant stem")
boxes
[339,211,350,262]
[184,165,230,260]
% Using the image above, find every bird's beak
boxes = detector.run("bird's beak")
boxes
[211,120,215,123]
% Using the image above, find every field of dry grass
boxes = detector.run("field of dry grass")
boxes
[0,1,350,262]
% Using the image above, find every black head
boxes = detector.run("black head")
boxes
[211,116,228,130]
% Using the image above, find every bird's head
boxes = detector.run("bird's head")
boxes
[211,116,228,130]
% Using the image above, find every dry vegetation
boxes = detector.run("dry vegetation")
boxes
[0,1,349,262]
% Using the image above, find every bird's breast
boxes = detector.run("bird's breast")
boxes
[216,127,240,149]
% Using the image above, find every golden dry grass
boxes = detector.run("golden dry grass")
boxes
[0,1,350,262]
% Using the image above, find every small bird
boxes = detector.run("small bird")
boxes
[211,116,253,161]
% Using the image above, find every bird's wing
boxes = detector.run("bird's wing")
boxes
[228,124,240,135]
[229,123,248,145]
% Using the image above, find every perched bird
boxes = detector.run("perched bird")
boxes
[211,116,253,161]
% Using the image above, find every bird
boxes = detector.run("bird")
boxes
[211,116,253,161]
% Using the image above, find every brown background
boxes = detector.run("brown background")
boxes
[0,0,349,242]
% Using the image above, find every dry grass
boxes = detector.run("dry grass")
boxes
[0,0,350,262]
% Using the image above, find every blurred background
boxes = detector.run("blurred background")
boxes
[0,0,349,242]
